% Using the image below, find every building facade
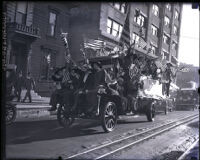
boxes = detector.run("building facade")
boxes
[5,2,182,96]
[69,2,182,66]
[6,2,72,96]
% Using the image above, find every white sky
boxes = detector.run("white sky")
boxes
[178,4,199,67]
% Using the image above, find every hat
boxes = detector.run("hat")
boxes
[166,62,173,67]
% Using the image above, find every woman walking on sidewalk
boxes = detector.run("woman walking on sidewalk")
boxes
[22,72,36,103]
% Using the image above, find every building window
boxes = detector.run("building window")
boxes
[162,51,169,60]
[48,12,57,36]
[134,11,146,27]
[131,32,140,45]
[163,34,169,44]
[40,49,56,80]
[15,2,27,24]
[152,4,159,16]
[150,44,157,55]
[166,3,171,11]
[107,18,123,38]
[174,25,178,35]
[151,25,158,36]
[164,16,170,27]
[175,10,179,20]
[172,41,177,50]
[113,3,126,13]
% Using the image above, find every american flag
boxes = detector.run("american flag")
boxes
[138,37,147,49]
[83,38,105,50]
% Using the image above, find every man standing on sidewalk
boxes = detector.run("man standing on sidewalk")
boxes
[22,72,36,103]
[14,71,24,102]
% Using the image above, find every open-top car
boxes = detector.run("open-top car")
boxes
[56,55,172,132]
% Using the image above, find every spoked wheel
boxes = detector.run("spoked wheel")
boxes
[57,104,75,128]
[146,103,155,122]
[6,104,17,125]
[101,102,117,133]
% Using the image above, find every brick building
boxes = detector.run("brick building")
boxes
[69,2,182,65]
[5,2,72,96]
[5,2,182,96]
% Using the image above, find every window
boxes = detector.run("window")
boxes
[151,25,158,36]
[164,16,170,26]
[48,12,57,36]
[131,32,140,45]
[163,34,169,44]
[175,10,179,20]
[40,49,56,80]
[166,3,171,11]
[107,18,123,38]
[174,25,178,35]
[152,4,159,16]
[150,44,156,55]
[134,11,145,27]
[162,51,169,60]
[172,41,177,50]
[113,3,126,13]
[15,2,27,24]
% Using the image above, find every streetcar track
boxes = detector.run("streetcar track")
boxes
[66,114,198,159]
[178,139,199,160]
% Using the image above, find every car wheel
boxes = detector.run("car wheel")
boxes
[101,102,117,133]
[57,104,75,128]
[6,104,17,125]
[146,103,155,122]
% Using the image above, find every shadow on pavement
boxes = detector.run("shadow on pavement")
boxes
[6,115,153,145]
[6,119,104,145]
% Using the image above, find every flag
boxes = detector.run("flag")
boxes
[84,38,105,50]
[138,37,147,49]
[178,66,190,72]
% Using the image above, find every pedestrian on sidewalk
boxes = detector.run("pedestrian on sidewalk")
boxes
[14,71,24,102]
[22,72,36,103]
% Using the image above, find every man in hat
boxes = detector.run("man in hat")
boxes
[22,72,35,103]
[48,54,73,111]
[162,62,175,96]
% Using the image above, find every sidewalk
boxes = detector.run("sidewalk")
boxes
[13,96,56,120]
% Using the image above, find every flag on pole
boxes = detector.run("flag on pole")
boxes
[83,38,105,50]
[138,37,147,49]
[178,66,190,72]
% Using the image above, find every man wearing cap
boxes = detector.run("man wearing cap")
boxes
[162,62,175,96]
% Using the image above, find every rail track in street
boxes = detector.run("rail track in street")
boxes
[66,113,199,159]
[178,139,199,160]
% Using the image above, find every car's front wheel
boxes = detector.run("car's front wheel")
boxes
[57,104,75,128]
[101,102,117,133]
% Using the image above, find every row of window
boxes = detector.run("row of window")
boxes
[152,4,180,20]
[107,17,178,43]
[16,2,57,37]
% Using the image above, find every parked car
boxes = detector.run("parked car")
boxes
[175,88,199,110]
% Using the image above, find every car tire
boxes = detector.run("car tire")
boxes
[57,104,75,128]
[6,104,17,125]
[101,101,117,133]
[146,102,155,122]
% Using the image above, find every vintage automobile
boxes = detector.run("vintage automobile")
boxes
[56,55,173,132]
[175,88,199,110]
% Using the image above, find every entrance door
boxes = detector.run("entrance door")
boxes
[11,42,28,75]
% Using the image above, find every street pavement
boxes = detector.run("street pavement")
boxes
[5,110,199,159]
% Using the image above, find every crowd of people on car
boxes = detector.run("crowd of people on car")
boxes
[48,48,176,115]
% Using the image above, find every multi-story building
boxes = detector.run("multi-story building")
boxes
[69,2,182,66]
[5,2,73,95]
[5,2,182,95]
